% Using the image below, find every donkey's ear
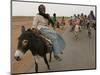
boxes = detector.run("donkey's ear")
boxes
[21,26,25,33]
[27,28,32,32]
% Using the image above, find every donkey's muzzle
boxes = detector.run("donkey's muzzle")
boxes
[15,56,21,61]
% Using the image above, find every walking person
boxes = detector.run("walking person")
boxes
[88,10,96,30]
[50,13,57,29]
[70,14,77,32]
[74,16,81,40]
[87,24,92,39]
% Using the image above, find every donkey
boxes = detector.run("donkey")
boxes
[14,26,53,73]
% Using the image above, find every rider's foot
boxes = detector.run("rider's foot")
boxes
[54,55,62,61]
[61,51,63,54]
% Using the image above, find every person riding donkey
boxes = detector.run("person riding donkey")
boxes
[32,4,65,61]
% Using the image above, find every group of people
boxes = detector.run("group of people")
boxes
[69,10,96,39]
[50,13,66,30]
[27,4,96,61]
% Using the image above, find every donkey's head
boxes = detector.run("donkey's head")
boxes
[14,26,34,61]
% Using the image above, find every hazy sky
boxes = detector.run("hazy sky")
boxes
[12,1,96,17]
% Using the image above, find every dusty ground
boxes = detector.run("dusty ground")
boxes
[11,16,68,73]
[11,16,95,74]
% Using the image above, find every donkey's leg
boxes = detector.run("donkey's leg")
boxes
[43,55,50,70]
[49,50,52,62]
[34,56,39,73]
[35,61,38,73]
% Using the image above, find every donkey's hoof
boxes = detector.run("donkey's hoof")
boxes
[49,60,51,62]
[48,67,51,70]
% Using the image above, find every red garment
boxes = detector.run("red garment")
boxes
[74,18,80,25]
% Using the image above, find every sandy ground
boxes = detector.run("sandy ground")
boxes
[11,16,68,73]
[27,22,95,73]
[11,16,95,74]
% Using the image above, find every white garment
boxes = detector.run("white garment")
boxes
[75,25,80,32]
[32,14,49,30]
[32,14,65,55]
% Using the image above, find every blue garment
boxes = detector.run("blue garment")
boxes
[40,28,65,55]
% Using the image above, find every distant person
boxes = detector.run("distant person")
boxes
[61,16,65,25]
[70,14,77,32]
[80,13,85,27]
[88,10,95,20]
[60,16,65,30]
[74,15,81,40]
[74,24,80,40]
[87,24,92,39]
[77,14,80,18]
[84,15,89,29]
[86,10,96,38]
[21,26,25,33]
[69,16,72,26]
[32,4,65,61]
[50,13,57,29]
[88,10,96,30]
[72,14,77,20]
